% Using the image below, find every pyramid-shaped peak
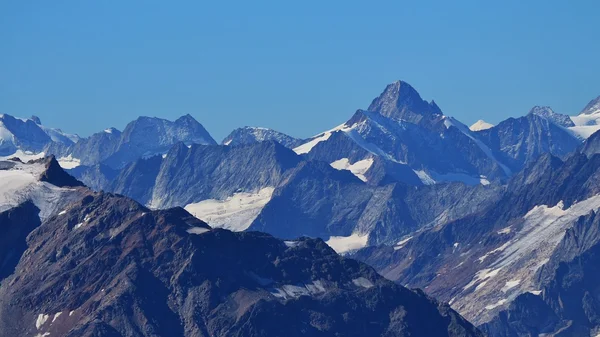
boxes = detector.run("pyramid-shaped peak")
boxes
[528,106,555,115]
[528,106,575,128]
[367,80,442,124]
[580,96,600,115]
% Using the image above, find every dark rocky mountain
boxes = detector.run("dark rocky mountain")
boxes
[482,210,600,336]
[47,114,217,169]
[222,126,304,148]
[68,163,120,192]
[0,164,483,337]
[528,106,575,128]
[353,151,600,334]
[473,109,581,172]
[110,141,301,208]
[249,160,502,248]
[74,139,500,249]
[581,129,600,158]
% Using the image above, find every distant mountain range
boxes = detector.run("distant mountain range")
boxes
[2,81,600,336]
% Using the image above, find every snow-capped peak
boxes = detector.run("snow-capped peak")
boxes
[367,80,442,123]
[580,95,600,115]
[469,120,494,131]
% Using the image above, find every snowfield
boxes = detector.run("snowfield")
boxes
[454,195,600,324]
[0,160,82,220]
[325,233,369,254]
[330,157,373,182]
[184,187,275,231]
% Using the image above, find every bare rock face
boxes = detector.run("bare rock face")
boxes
[46,114,217,169]
[222,126,304,149]
[38,156,85,187]
[353,152,600,336]
[0,190,483,337]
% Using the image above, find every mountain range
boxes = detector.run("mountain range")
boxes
[2,80,600,336]
[0,157,481,337]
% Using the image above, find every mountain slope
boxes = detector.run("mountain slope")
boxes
[353,152,600,332]
[0,187,483,336]
[222,126,304,148]
[0,114,77,155]
[47,114,217,169]
[109,141,302,210]
[474,109,581,172]
[294,81,513,185]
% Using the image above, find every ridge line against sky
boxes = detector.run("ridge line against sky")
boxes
[1,0,599,140]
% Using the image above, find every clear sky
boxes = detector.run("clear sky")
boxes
[1,1,599,141]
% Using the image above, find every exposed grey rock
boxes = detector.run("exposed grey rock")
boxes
[580,95,600,115]
[222,126,304,148]
[0,189,483,337]
[528,106,575,127]
[475,113,581,172]
[112,141,301,207]
[46,114,216,169]
[353,152,600,331]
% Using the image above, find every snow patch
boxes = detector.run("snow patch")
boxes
[52,312,62,322]
[57,155,81,169]
[0,150,45,162]
[186,227,210,235]
[35,313,49,329]
[569,112,600,139]
[497,226,511,235]
[330,157,374,182]
[352,277,374,288]
[501,280,521,293]
[326,233,369,254]
[414,170,436,185]
[293,123,354,154]
[485,299,507,310]
[284,241,300,248]
[271,281,326,299]
[394,236,413,250]
[184,187,275,232]
[463,267,502,291]
[470,120,495,131]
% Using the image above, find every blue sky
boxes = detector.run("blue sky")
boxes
[1,1,599,141]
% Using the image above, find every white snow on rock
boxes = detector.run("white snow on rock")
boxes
[184,187,275,232]
[469,120,495,131]
[35,313,49,329]
[352,277,374,288]
[454,195,600,324]
[0,150,46,162]
[443,116,511,175]
[394,236,413,250]
[484,299,507,310]
[414,169,492,186]
[569,111,600,139]
[326,233,369,254]
[0,160,81,220]
[293,124,355,155]
[330,157,374,182]
[271,281,326,299]
[413,170,436,185]
[186,227,210,235]
[57,155,81,169]
[284,240,300,248]
[52,312,62,322]
[501,279,521,293]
